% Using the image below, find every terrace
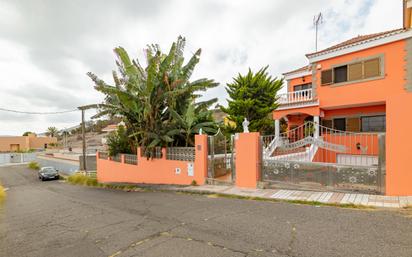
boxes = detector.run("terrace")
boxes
[276,89,319,110]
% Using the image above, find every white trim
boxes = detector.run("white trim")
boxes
[307,30,412,63]
[284,70,311,80]
[276,100,320,111]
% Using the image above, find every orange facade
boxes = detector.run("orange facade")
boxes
[275,36,412,195]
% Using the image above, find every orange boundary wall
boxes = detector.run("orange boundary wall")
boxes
[96,135,207,185]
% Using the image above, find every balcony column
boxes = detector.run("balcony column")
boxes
[313,116,320,139]
[274,119,280,138]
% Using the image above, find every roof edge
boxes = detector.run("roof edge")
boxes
[306,28,411,62]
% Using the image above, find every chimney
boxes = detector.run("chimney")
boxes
[404,0,412,28]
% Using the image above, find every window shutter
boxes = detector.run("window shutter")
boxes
[346,117,360,132]
[364,58,380,78]
[321,69,332,85]
[348,62,363,81]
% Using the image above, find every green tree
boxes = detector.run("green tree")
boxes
[22,131,33,136]
[46,127,59,137]
[106,125,132,156]
[221,66,283,134]
[88,36,218,156]
[171,102,217,146]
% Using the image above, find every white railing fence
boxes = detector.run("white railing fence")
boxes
[262,121,381,166]
[277,89,313,105]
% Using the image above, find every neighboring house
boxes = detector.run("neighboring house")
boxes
[271,1,412,196]
[101,122,125,146]
[101,121,125,133]
[101,124,119,133]
[212,109,236,128]
[0,133,57,152]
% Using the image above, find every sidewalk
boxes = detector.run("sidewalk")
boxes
[170,185,412,208]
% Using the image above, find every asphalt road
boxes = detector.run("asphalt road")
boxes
[1,165,412,257]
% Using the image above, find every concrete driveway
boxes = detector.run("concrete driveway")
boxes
[1,165,412,257]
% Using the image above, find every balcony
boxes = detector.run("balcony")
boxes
[276,89,319,110]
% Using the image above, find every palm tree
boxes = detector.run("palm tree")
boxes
[46,127,58,137]
[87,36,218,156]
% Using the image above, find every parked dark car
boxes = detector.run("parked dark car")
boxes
[38,167,60,181]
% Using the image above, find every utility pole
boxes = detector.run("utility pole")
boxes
[313,12,324,52]
[80,107,87,172]
[78,104,100,173]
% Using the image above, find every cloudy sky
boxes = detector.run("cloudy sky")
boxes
[0,0,402,135]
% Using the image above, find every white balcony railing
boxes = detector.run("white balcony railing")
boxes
[277,89,314,105]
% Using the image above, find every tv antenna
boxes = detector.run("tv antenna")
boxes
[313,12,324,52]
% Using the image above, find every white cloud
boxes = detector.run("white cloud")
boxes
[0,0,402,135]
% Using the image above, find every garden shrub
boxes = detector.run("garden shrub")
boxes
[28,161,40,170]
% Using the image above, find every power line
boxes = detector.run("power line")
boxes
[0,107,78,115]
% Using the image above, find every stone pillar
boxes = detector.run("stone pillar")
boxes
[235,132,260,188]
[313,116,320,139]
[275,119,280,138]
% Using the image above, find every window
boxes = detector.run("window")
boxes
[321,69,333,85]
[361,115,385,132]
[294,83,312,91]
[333,118,346,131]
[322,119,333,129]
[321,56,382,86]
[334,65,348,83]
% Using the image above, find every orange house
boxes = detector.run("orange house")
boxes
[271,1,412,196]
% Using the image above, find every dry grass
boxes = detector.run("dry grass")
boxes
[28,161,40,170]
[66,174,143,192]
[0,184,6,204]
[67,174,99,187]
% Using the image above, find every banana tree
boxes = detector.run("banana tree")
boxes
[87,36,218,156]
[171,102,217,146]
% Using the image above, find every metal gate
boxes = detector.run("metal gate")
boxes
[208,130,236,182]
[261,122,385,194]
